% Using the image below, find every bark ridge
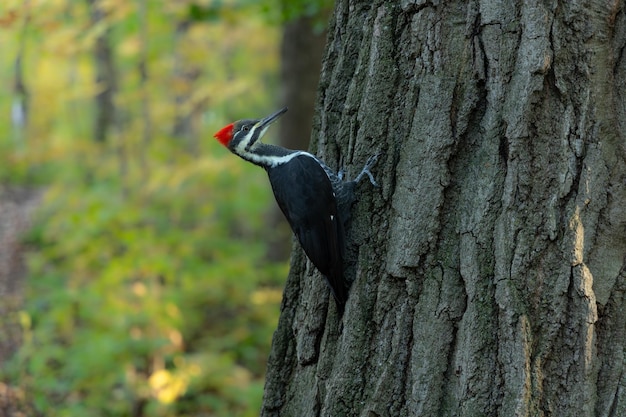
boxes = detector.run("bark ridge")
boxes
[262,1,626,416]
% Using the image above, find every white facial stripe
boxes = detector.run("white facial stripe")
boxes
[234,122,272,155]
[234,127,256,155]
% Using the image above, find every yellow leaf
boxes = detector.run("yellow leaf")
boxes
[149,369,187,404]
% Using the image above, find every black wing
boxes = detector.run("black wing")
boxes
[267,154,347,309]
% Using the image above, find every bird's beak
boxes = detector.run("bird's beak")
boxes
[245,107,288,151]
[256,107,288,130]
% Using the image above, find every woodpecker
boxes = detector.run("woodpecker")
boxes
[214,107,378,313]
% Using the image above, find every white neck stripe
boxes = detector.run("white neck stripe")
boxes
[244,151,317,168]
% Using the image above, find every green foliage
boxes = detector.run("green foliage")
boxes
[9,157,286,416]
[256,0,334,32]
[277,0,334,22]
[0,0,307,415]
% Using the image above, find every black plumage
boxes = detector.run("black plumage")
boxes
[267,154,348,308]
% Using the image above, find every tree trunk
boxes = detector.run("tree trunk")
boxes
[12,45,28,142]
[171,20,203,155]
[261,1,626,416]
[137,0,151,179]
[87,0,117,143]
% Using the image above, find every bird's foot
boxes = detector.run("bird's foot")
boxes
[337,161,346,181]
[354,153,380,187]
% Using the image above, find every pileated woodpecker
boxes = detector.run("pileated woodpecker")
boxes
[214,107,378,313]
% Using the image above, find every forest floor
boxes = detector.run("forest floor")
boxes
[0,185,43,415]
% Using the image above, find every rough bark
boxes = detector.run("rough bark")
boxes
[261,1,626,416]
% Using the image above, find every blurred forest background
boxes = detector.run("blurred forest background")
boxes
[0,0,330,415]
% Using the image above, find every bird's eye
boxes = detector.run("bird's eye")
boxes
[243,125,250,132]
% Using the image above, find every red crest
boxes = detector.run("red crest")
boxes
[214,123,234,147]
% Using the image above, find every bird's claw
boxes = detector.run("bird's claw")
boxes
[355,152,381,187]
[338,169,346,181]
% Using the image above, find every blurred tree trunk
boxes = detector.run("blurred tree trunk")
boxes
[267,14,328,261]
[262,1,626,416]
[171,20,203,155]
[86,0,117,143]
[11,5,30,143]
[138,0,151,177]
[12,51,28,142]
